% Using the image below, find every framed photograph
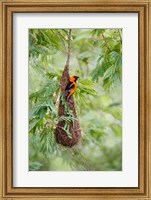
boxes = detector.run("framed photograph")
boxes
[0,0,151,199]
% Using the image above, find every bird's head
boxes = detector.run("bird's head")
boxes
[70,76,79,82]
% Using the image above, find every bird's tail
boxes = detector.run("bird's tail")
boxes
[65,90,68,97]
[65,90,70,101]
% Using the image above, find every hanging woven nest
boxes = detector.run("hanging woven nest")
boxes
[54,64,81,147]
[54,30,81,147]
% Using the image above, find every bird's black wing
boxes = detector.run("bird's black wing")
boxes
[65,81,75,97]
[65,81,74,90]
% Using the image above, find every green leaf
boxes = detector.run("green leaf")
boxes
[110,51,122,68]
[76,79,98,97]
[29,161,43,171]
[103,66,115,80]
[91,29,105,36]
[110,124,122,137]
[29,119,39,132]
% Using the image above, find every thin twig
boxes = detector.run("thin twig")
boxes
[66,29,72,66]
[118,29,122,44]
[102,33,111,52]
[54,88,60,105]
[118,29,122,41]
[60,29,72,85]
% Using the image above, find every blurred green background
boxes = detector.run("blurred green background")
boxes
[29,29,122,171]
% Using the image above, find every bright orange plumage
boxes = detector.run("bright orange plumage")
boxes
[65,76,79,101]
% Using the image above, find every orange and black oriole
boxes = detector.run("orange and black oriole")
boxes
[65,75,79,101]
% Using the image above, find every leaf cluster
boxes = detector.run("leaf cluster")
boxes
[90,29,122,91]
[29,29,68,57]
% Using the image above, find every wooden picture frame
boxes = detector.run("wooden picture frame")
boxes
[0,0,150,199]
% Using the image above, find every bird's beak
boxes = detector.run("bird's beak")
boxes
[76,76,79,80]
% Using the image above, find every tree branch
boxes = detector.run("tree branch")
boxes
[60,29,72,88]
[66,29,72,66]
[102,33,111,52]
